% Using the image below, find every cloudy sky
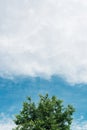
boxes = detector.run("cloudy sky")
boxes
[0,0,87,129]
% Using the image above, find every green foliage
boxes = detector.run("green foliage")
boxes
[13,94,75,130]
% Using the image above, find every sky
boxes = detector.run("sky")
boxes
[0,0,87,129]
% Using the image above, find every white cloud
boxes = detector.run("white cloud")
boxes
[0,113,15,130]
[1,0,87,84]
[72,120,87,130]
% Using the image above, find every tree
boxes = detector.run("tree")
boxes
[13,94,75,130]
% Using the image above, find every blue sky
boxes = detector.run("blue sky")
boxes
[0,0,87,129]
[0,76,87,129]
[0,75,87,118]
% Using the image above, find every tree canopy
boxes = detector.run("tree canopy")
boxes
[13,94,75,130]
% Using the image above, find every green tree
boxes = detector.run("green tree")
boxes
[13,94,75,130]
